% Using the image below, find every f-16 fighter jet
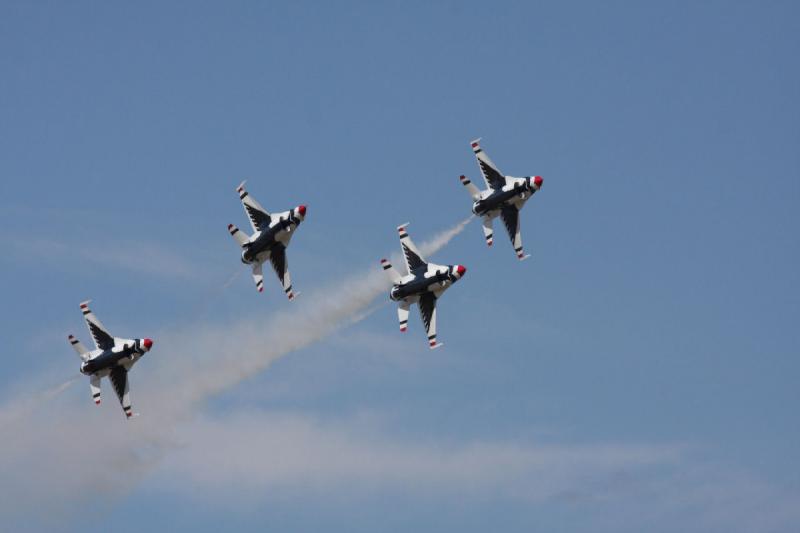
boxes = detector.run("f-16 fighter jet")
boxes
[67,300,153,419]
[227,181,307,298]
[459,138,543,260]
[380,224,467,349]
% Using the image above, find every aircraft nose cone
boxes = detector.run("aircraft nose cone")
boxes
[457,265,466,277]
[298,205,307,217]
[534,176,543,188]
[143,338,153,351]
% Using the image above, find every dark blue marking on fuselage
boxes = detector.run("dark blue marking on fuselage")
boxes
[389,267,454,301]
[81,344,142,375]
[241,217,301,263]
[472,184,534,216]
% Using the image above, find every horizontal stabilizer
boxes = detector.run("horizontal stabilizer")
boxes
[459,175,481,200]
[380,258,402,284]
[481,217,494,247]
[90,374,101,405]
[252,261,265,293]
[68,335,90,362]
[397,301,410,332]
[228,223,250,247]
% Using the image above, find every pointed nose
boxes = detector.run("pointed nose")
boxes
[533,176,543,188]
[298,205,307,217]
[143,338,153,351]
[456,265,466,277]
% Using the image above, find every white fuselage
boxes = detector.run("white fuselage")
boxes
[390,263,464,302]
[473,176,537,217]
[242,209,303,264]
[80,337,145,377]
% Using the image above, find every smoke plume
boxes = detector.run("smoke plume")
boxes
[0,217,472,525]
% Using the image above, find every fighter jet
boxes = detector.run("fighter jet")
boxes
[380,224,467,349]
[227,181,307,298]
[459,138,544,260]
[67,300,153,419]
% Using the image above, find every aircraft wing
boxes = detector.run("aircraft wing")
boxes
[108,366,133,419]
[398,224,427,273]
[269,244,295,300]
[80,301,114,351]
[237,181,271,233]
[418,292,442,349]
[500,205,529,260]
[471,139,505,190]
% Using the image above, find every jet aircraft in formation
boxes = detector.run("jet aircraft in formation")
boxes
[459,138,543,260]
[66,138,543,418]
[380,224,466,349]
[228,181,307,298]
[67,301,153,419]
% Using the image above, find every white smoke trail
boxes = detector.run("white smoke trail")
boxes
[0,216,473,524]
[0,376,79,429]
[221,268,241,289]
[144,215,474,414]
[418,215,473,257]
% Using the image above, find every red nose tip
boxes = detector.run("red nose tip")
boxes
[143,338,153,350]
[534,176,543,188]
[457,265,466,276]
[298,205,307,216]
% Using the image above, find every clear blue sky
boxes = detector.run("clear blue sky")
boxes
[1,1,798,532]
